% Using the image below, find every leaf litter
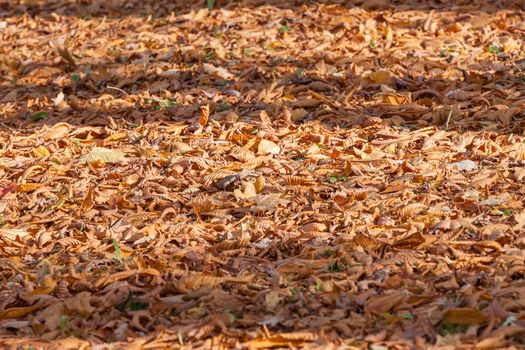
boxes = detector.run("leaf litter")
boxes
[1,0,525,349]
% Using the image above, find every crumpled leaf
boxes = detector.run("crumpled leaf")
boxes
[257,139,280,155]
[202,63,234,80]
[234,182,257,200]
[450,159,478,171]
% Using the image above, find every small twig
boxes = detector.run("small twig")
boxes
[444,109,453,130]
[106,86,129,96]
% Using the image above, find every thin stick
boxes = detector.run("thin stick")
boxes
[444,109,453,130]
[106,86,129,96]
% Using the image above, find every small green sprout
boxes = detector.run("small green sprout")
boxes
[31,111,48,122]
[279,25,290,32]
[113,239,123,264]
[327,260,346,273]
[488,44,502,54]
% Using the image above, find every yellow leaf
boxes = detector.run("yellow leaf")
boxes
[33,146,50,158]
[254,176,265,193]
[267,41,282,50]
[81,147,126,164]
[441,308,487,325]
[18,183,42,192]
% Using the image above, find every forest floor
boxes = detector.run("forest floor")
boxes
[1,0,525,349]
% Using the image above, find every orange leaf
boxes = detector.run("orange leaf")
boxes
[369,70,392,84]
[199,104,210,126]
[80,186,94,212]
[30,275,57,296]
[0,304,43,320]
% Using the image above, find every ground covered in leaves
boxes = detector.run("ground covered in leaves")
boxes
[1,0,525,348]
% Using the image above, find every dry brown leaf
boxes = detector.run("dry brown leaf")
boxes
[257,139,280,155]
[80,186,94,212]
[234,182,257,200]
[202,63,234,80]
[0,304,44,320]
[369,70,393,84]
[366,291,406,315]
[30,275,57,296]
[441,308,487,325]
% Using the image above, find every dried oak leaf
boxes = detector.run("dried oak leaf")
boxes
[365,291,407,315]
[441,308,487,325]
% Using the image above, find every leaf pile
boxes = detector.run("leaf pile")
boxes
[1,0,525,348]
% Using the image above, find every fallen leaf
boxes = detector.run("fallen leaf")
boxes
[81,147,126,163]
[202,63,234,80]
[258,139,280,155]
[441,308,487,325]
